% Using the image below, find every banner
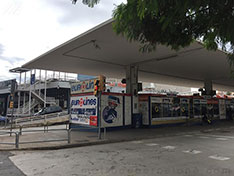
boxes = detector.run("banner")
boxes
[71,79,95,94]
[70,95,97,126]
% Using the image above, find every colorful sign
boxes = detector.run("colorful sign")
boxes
[70,95,97,126]
[71,79,95,94]
[101,95,123,127]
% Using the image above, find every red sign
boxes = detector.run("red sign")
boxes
[89,116,98,126]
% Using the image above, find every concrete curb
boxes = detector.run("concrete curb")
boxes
[1,121,233,151]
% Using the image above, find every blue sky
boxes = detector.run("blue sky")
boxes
[0,0,125,81]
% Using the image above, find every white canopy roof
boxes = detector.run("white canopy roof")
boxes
[22,19,234,91]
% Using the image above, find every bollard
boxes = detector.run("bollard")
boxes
[15,133,19,149]
[67,129,71,144]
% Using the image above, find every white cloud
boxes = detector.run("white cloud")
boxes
[0,0,125,81]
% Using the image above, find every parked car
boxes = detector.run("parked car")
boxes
[0,116,9,125]
[34,106,62,116]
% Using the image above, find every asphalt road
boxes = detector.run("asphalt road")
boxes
[9,125,234,176]
[0,151,25,176]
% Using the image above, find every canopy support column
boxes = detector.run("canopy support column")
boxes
[126,65,139,113]
[204,79,214,96]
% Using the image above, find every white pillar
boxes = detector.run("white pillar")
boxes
[126,65,139,113]
[29,70,32,115]
[39,70,41,97]
[44,70,47,108]
[17,72,22,115]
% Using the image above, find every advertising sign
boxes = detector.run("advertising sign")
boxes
[71,79,95,94]
[101,94,123,127]
[0,79,16,91]
[70,95,97,126]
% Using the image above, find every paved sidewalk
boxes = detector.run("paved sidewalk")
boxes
[0,121,234,151]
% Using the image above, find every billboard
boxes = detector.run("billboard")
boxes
[70,95,98,126]
[71,79,95,94]
[0,79,16,90]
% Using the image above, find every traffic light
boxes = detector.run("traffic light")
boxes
[94,79,99,96]
[9,101,14,109]
[98,75,106,92]
[93,75,106,96]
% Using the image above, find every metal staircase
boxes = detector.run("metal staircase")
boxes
[14,80,57,116]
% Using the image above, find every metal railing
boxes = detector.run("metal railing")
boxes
[0,126,71,149]
[14,112,69,125]
[69,126,107,140]
[0,131,19,148]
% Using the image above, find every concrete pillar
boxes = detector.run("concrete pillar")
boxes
[23,72,26,113]
[44,70,47,108]
[18,72,22,115]
[126,65,139,113]
[204,79,213,96]
[29,70,32,115]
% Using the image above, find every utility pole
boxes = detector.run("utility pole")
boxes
[10,79,16,136]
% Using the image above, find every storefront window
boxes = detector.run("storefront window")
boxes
[194,103,201,116]
[152,103,162,118]
[181,104,189,117]
[162,103,172,117]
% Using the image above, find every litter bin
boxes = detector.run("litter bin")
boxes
[132,113,142,128]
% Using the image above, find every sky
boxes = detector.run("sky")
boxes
[0,0,125,81]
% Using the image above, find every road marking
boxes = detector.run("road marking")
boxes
[0,162,3,164]
[216,138,228,141]
[162,146,176,150]
[209,155,230,161]
[183,150,202,154]
[200,134,234,139]
[131,141,143,144]
[145,143,159,146]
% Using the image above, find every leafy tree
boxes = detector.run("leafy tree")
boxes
[71,0,99,7]
[72,0,234,66]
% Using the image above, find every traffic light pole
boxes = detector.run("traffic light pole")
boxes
[98,91,102,140]
[10,80,16,136]
[10,98,14,136]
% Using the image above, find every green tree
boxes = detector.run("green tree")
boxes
[72,0,234,65]
[71,0,99,7]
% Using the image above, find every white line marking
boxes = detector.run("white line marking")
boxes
[183,150,202,154]
[131,141,143,144]
[145,143,159,146]
[200,134,234,139]
[216,138,228,141]
[162,146,176,150]
[209,155,230,161]
[0,162,3,164]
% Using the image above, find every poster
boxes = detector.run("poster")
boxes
[70,95,97,126]
[101,94,123,127]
